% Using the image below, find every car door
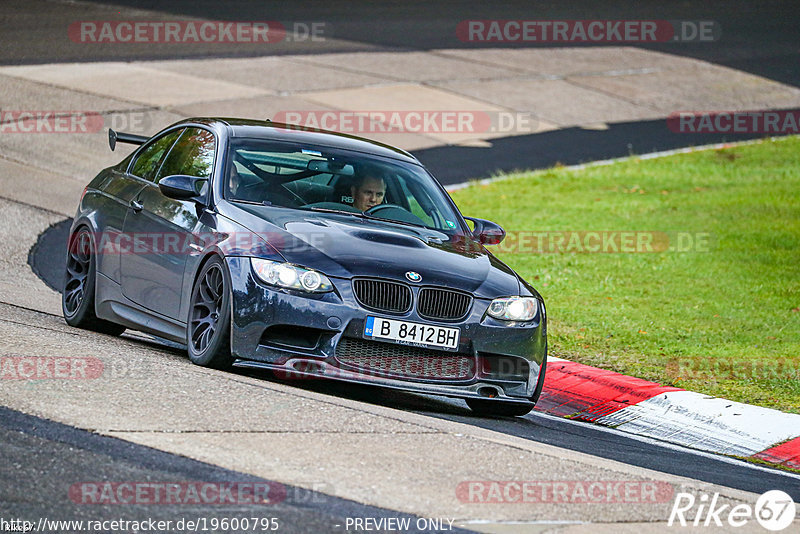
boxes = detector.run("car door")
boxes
[99,129,183,282]
[121,127,216,319]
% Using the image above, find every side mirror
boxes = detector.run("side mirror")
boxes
[464,216,505,245]
[158,175,207,201]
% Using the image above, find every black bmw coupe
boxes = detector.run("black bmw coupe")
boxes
[62,118,547,416]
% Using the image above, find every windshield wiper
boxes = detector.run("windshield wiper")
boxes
[230,199,290,209]
[307,206,433,231]
[359,212,427,229]
[306,206,368,218]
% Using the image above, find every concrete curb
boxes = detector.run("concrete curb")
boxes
[537,356,800,470]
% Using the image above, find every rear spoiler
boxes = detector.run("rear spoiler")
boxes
[108,128,148,151]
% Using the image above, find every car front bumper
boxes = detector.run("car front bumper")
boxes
[226,256,547,402]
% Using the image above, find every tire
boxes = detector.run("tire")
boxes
[466,355,547,417]
[466,398,535,417]
[62,227,126,336]
[187,256,233,369]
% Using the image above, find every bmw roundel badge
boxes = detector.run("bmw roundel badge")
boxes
[405,271,422,283]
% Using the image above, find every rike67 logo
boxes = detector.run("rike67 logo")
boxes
[669,490,796,531]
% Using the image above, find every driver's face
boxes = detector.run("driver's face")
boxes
[351,177,386,211]
[228,168,240,195]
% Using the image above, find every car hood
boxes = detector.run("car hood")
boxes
[224,203,521,298]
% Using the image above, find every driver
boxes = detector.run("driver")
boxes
[351,172,386,212]
[228,164,270,203]
[228,165,243,197]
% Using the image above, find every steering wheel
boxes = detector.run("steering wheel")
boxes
[365,203,406,215]
[365,204,427,226]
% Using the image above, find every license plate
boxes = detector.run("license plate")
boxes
[363,317,460,350]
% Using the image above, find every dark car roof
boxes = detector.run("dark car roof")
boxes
[178,118,420,165]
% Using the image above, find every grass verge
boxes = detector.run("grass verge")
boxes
[450,137,800,413]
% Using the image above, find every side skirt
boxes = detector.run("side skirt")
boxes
[95,272,187,343]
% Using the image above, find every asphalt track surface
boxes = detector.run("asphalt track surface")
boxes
[23,219,800,502]
[223,372,800,501]
[7,0,800,529]
[25,223,800,505]
[2,0,799,182]
[417,121,774,185]
[273,379,800,502]
[1,406,471,533]
[4,0,800,89]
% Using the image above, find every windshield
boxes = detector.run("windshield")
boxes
[224,139,467,233]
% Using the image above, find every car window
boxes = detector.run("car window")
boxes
[155,127,216,183]
[225,139,466,233]
[129,129,183,182]
[399,179,437,227]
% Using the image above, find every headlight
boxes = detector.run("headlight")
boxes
[251,258,333,293]
[487,296,539,321]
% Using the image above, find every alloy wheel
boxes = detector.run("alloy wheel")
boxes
[190,263,225,353]
[63,230,92,316]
